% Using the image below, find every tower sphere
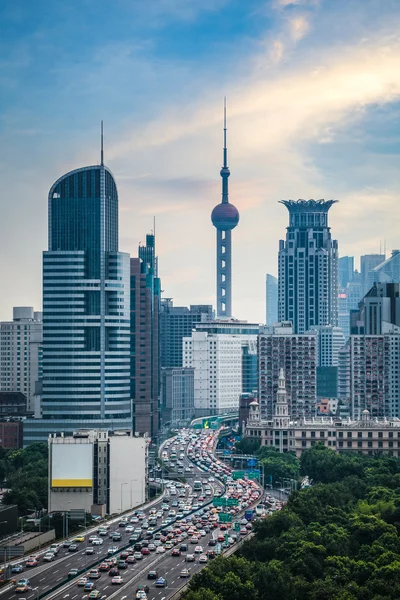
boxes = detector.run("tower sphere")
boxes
[220,166,230,177]
[211,202,239,231]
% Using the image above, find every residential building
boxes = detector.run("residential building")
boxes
[0,420,23,449]
[130,234,161,438]
[161,367,195,424]
[160,301,213,369]
[0,307,42,412]
[338,342,351,404]
[278,199,339,334]
[25,145,131,444]
[245,376,400,457]
[48,429,148,515]
[259,322,317,419]
[265,274,278,325]
[211,103,239,317]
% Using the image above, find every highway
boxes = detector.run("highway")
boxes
[6,428,263,600]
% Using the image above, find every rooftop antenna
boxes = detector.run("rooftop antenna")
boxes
[101,120,104,166]
[223,96,227,168]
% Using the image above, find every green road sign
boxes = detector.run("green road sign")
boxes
[234,522,241,532]
[227,498,238,506]
[213,498,226,507]
[232,470,245,480]
[193,423,202,430]
[210,422,219,430]
[225,534,229,543]
[246,470,260,480]
[218,513,233,523]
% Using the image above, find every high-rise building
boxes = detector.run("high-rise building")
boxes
[353,282,400,335]
[278,199,339,334]
[242,341,258,394]
[183,319,258,415]
[372,250,400,284]
[265,274,278,325]
[161,367,195,424]
[130,234,161,438]
[25,137,131,444]
[259,322,317,419]
[159,301,213,369]
[0,307,42,413]
[360,254,385,296]
[211,102,239,318]
[338,256,354,289]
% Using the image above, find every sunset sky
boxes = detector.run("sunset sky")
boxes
[1,0,400,322]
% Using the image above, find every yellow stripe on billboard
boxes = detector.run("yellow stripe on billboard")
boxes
[51,479,92,487]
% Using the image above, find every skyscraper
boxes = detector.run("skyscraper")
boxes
[211,101,239,318]
[265,274,278,325]
[360,253,385,296]
[338,256,354,289]
[278,199,339,334]
[130,234,161,437]
[25,132,131,444]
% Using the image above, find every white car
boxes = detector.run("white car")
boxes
[199,554,208,563]
[194,546,203,554]
[92,538,103,545]
[156,546,165,554]
[43,553,55,562]
[126,525,134,532]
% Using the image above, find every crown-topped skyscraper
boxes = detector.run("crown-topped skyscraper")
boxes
[211,100,239,318]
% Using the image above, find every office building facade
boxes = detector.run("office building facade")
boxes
[265,274,278,325]
[130,234,161,438]
[161,367,195,424]
[360,254,385,296]
[0,307,42,412]
[259,322,317,419]
[160,301,213,369]
[278,199,339,334]
[25,158,131,444]
[372,250,400,284]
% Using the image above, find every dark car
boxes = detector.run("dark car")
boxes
[141,540,149,547]
[134,542,143,551]
[208,538,217,546]
[147,570,158,580]
[120,551,129,560]
[109,568,119,577]
[68,568,79,578]
[117,561,127,570]
[180,544,188,552]
[11,565,24,574]
[63,540,72,548]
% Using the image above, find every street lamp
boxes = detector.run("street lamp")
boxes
[120,482,127,514]
[64,501,72,539]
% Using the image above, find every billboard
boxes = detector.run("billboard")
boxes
[51,444,93,488]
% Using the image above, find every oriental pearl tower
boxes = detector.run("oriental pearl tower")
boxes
[211,99,239,318]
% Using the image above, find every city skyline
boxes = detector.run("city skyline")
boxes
[2,0,400,323]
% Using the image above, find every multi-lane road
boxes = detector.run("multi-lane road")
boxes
[4,428,263,600]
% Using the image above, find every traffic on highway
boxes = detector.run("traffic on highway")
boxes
[3,427,264,600]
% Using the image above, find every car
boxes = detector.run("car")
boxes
[92,538,103,545]
[148,543,156,552]
[69,544,78,552]
[112,533,122,541]
[155,546,165,554]
[15,584,29,593]
[208,538,217,546]
[108,568,119,577]
[108,546,118,555]
[98,529,108,537]
[63,540,72,548]
[171,548,181,556]
[117,560,128,569]
[126,555,136,564]
[85,547,94,555]
[11,565,24,574]
[141,547,150,555]
[185,554,195,562]
[68,568,79,578]
[194,545,203,554]
[89,591,101,599]
[180,543,188,552]
[199,554,208,563]
[112,576,123,584]
[134,551,143,560]
[74,536,85,543]
[240,528,247,536]
[77,578,88,586]
[25,559,38,568]
[180,568,191,578]
[136,585,150,594]
[155,577,167,588]
[88,570,100,579]
[147,570,158,579]
[84,582,95,592]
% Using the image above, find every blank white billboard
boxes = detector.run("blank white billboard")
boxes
[51,444,93,488]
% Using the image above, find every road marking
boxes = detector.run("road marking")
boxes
[54,570,59,574]
[72,595,78,599]
[63,595,70,598]
[39,577,46,582]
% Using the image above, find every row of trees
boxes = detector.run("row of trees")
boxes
[1,443,48,514]
[183,445,400,599]
[235,437,300,482]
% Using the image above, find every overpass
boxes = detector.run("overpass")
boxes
[190,412,239,429]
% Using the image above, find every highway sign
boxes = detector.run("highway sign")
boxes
[227,498,238,507]
[193,424,202,430]
[232,470,245,480]
[247,458,257,468]
[246,470,260,480]
[234,521,241,532]
[218,513,233,523]
[202,419,210,429]
[213,498,226,507]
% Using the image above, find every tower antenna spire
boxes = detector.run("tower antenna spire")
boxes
[223,97,227,168]
[101,121,104,166]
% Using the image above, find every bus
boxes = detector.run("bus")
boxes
[193,480,202,491]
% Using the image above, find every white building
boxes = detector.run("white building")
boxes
[48,430,148,516]
[0,307,42,412]
[183,320,258,415]
[309,325,345,367]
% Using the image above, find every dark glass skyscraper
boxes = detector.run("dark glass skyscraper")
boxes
[25,147,131,443]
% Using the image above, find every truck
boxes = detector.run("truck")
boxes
[244,509,254,521]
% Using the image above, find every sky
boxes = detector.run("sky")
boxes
[2,0,400,323]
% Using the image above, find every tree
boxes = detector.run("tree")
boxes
[234,438,260,454]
